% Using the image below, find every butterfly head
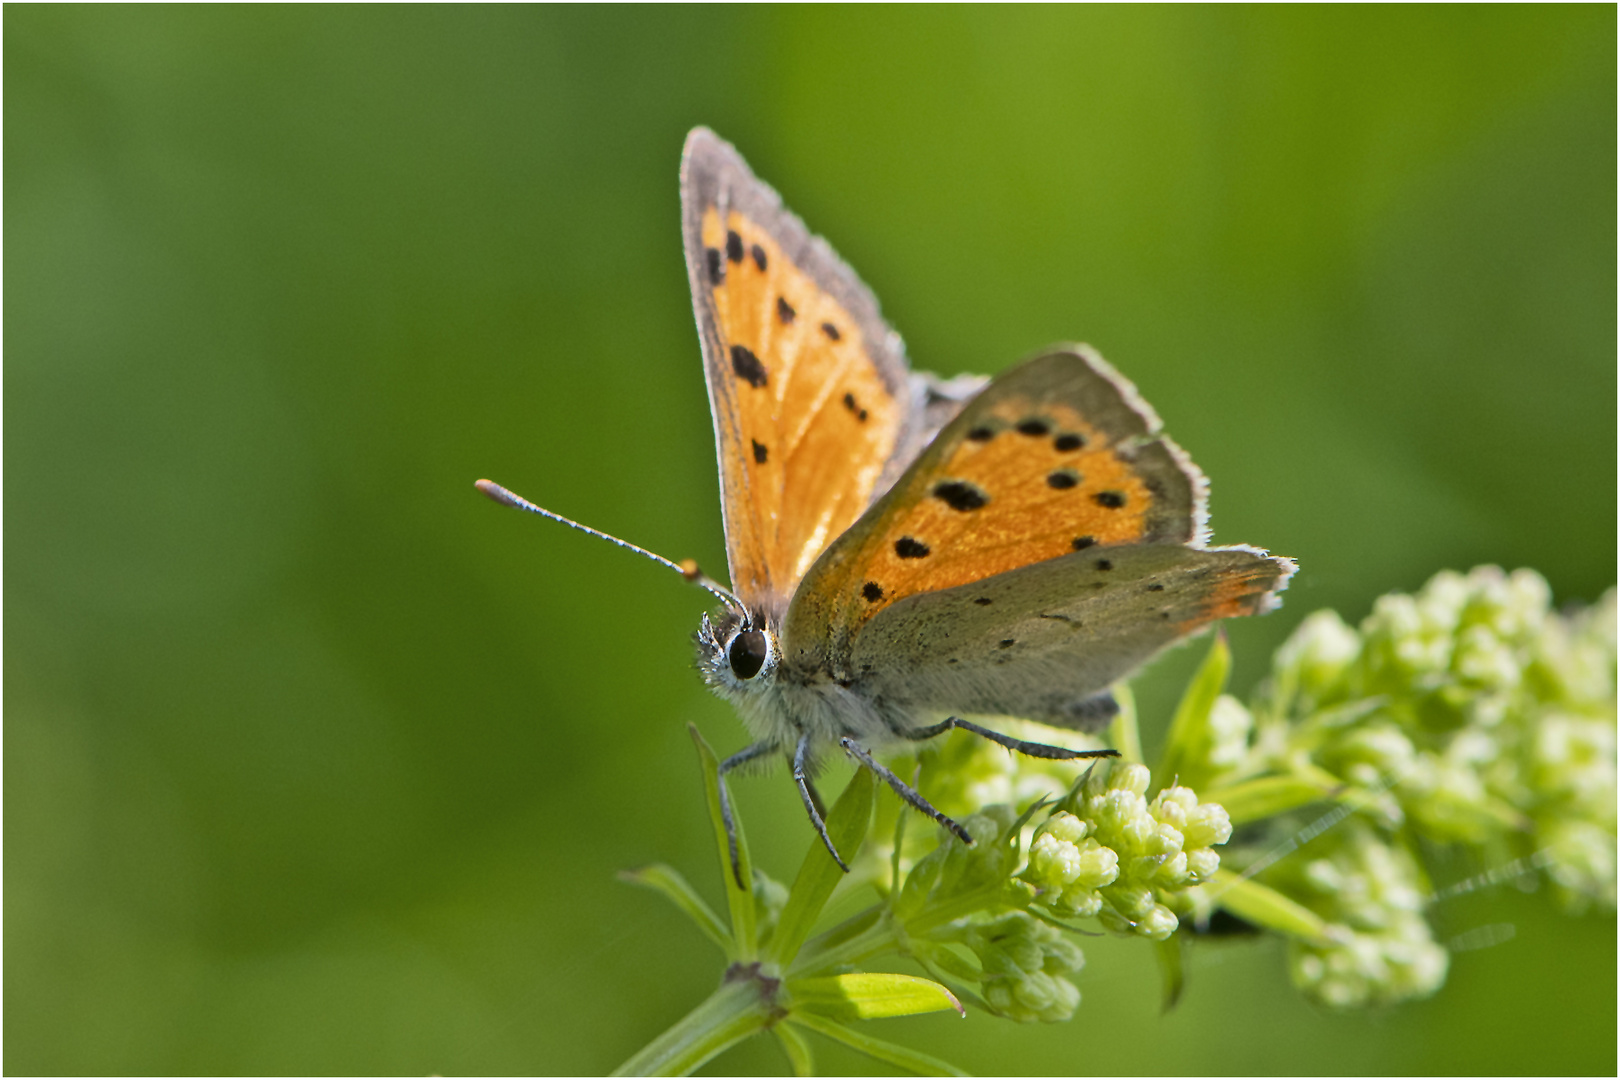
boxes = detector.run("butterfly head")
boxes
[696,608,781,694]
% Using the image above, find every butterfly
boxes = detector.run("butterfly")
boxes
[479,127,1295,882]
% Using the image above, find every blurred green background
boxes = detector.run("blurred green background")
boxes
[7,6,1615,1075]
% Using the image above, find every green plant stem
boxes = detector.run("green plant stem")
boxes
[907,885,1010,937]
[792,915,897,976]
[793,878,1021,976]
[613,968,782,1077]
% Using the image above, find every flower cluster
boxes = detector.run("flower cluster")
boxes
[1270,568,1615,906]
[1212,567,1616,1006]
[888,806,1092,1023]
[1023,762,1231,939]
[962,912,1086,1022]
[1266,820,1449,1008]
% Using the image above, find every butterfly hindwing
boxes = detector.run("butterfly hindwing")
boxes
[681,128,919,612]
[782,346,1294,717]
[849,543,1290,728]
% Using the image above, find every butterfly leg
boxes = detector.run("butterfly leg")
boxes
[717,741,776,890]
[902,717,1121,762]
[839,737,975,846]
[793,735,849,873]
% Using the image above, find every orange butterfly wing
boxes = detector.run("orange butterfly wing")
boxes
[681,129,924,613]
[783,347,1294,725]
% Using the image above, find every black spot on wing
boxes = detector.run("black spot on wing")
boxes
[862,581,884,602]
[933,480,989,512]
[998,639,1016,648]
[1096,559,1113,571]
[820,322,841,341]
[1054,433,1085,452]
[966,425,996,442]
[1047,469,1080,490]
[1094,491,1127,509]
[776,296,796,324]
[1072,535,1097,550]
[725,230,745,263]
[752,439,768,464]
[1016,417,1050,436]
[973,597,993,606]
[731,345,768,388]
[706,248,725,284]
[894,536,931,559]
[750,243,767,271]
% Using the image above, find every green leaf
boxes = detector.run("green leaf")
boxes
[617,864,732,955]
[910,944,992,1013]
[1109,682,1145,764]
[1028,906,1102,937]
[1295,696,1388,736]
[773,1023,814,1077]
[1207,868,1332,944]
[789,972,964,1020]
[894,841,948,919]
[689,724,757,961]
[1154,933,1186,1012]
[1154,631,1230,795]
[767,768,877,966]
[1202,769,1344,826]
[786,1013,969,1077]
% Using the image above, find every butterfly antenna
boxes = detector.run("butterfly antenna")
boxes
[475,479,745,612]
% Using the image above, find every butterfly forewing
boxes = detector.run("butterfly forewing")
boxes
[783,347,1293,709]
[681,129,915,611]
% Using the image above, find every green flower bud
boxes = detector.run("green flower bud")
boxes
[963,912,1085,1023]
[753,868,790,935]
[1540,818,1618,913]
[1454,623,1521,694]
[1186,847,1220,880]
[1138,903,1181,940]
[1055,884,1105,917]
[1045,810,1090,844]
[1207,694,1256,771]
[1174,797,1233,851]
[1150,850,1189,889]
[1274,608,1363,704]
[1101,881,1156,920]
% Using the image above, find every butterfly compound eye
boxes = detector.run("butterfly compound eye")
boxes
[728,630,769,680]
